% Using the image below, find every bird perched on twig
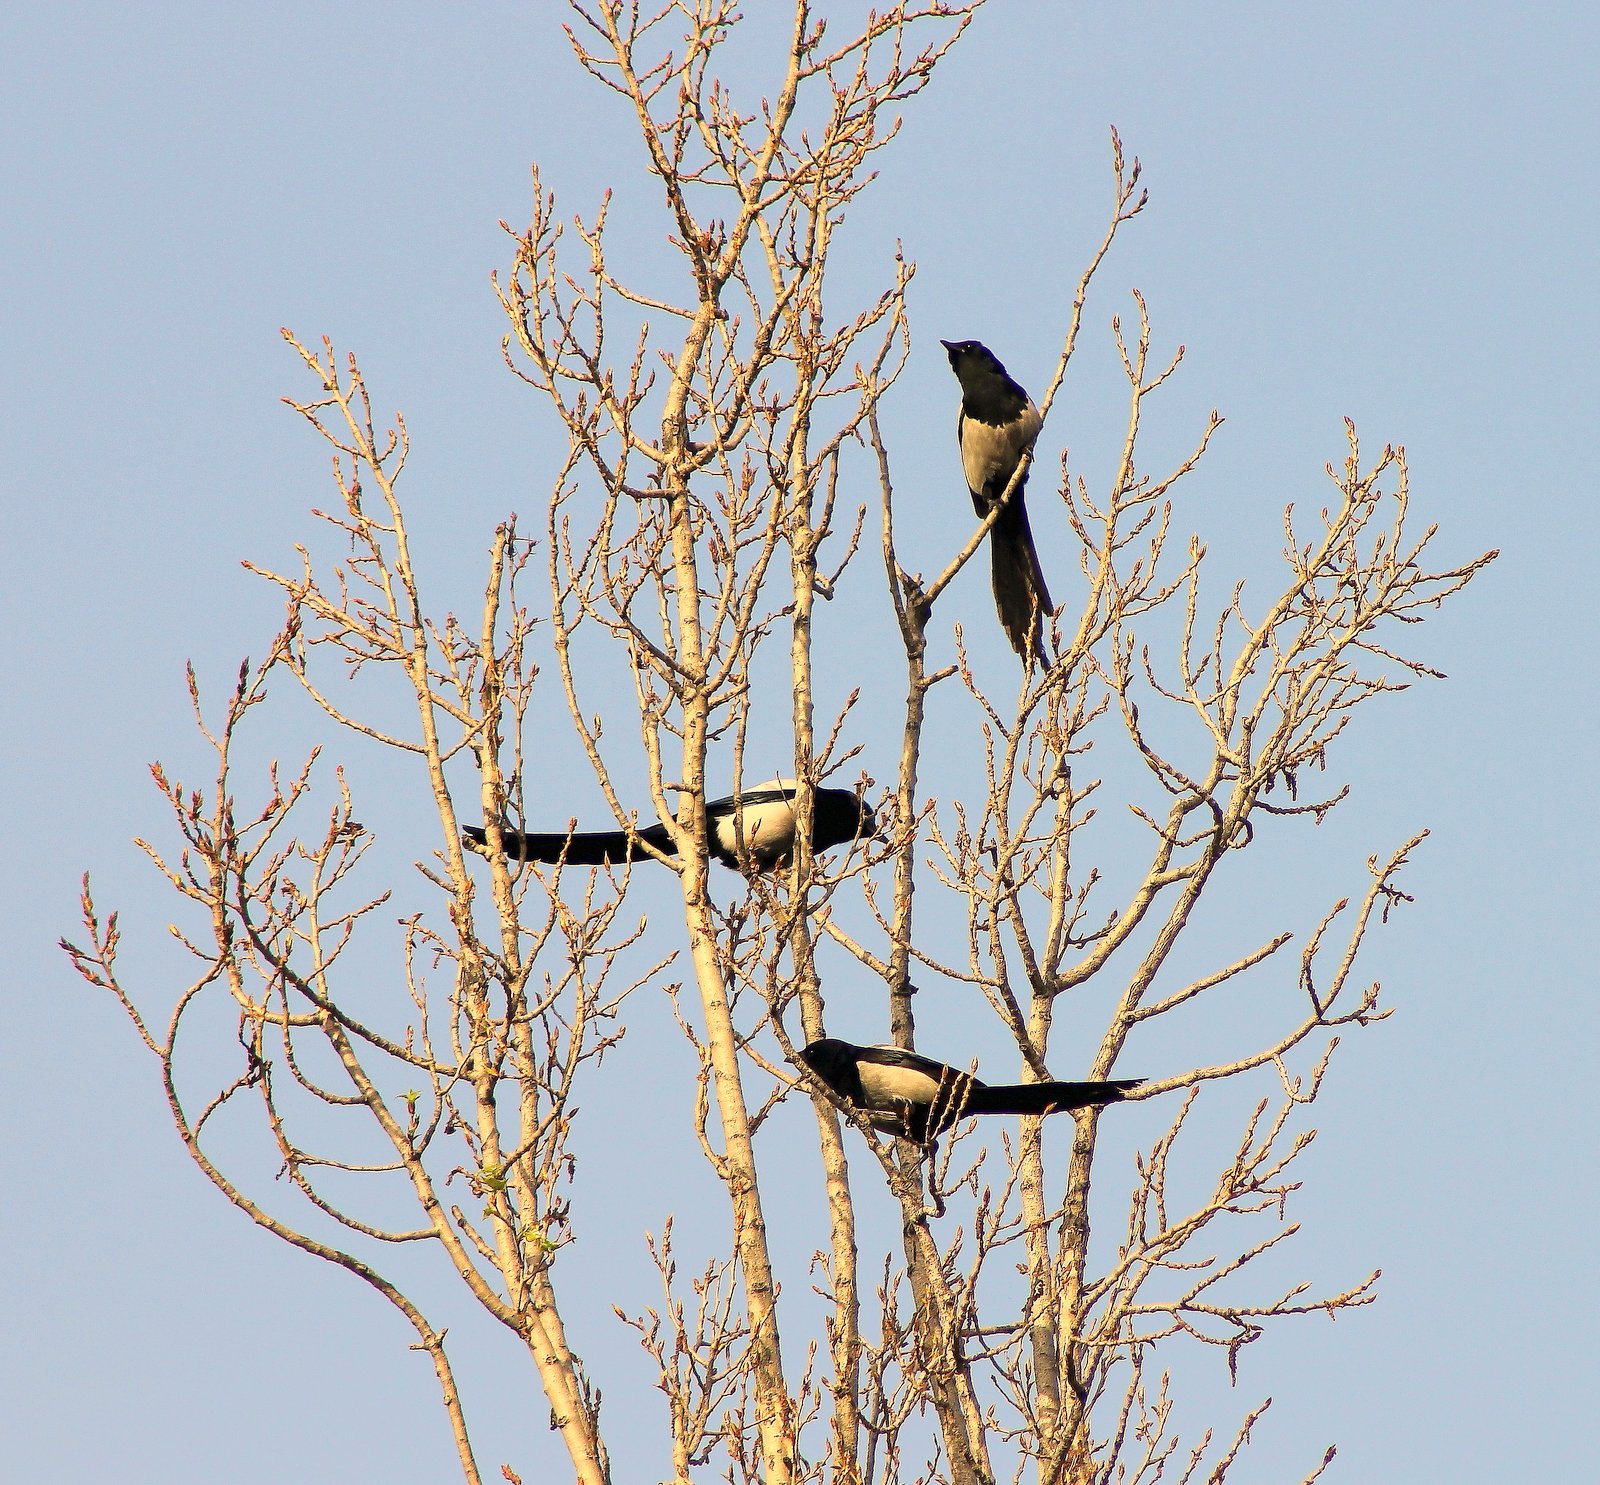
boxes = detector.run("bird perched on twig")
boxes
[464,780,878,872]
[941,338,1054,666]
[800,1037,1140,1148]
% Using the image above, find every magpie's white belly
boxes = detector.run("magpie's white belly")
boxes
[960,400,1042,496]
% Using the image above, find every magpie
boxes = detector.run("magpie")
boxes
[464,780,878,872]
[941,339,1054,666]
[800,1038,1140,1146]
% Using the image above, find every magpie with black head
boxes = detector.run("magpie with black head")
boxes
[942,338,1054,667]
[464,779,878,873]
[801,1037,1140,1150]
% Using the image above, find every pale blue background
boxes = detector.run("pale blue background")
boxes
[3,3,1593,1480]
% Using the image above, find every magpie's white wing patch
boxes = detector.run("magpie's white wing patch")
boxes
[710,791,798,858]
[855,1058,943,1109]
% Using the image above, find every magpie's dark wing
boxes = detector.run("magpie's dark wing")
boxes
[853,1044,966,1082]
[704,783,797,815]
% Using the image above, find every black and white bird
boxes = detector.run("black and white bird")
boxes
[941,338,1054,666]
[464,780,878,872]
[800,1037,1140,1146]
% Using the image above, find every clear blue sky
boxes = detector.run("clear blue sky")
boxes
[3,3,1594,1481]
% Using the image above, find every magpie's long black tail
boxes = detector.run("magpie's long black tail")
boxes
[463,823,675,865]
[990,496,1055,667]
[966,1077,1142,1118]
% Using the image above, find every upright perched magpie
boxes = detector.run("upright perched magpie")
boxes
[941,339,1054,666]
[800,1038,1140,1146]
[464,780,878,872]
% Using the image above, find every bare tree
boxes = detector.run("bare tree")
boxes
[64,4,1494,1484]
